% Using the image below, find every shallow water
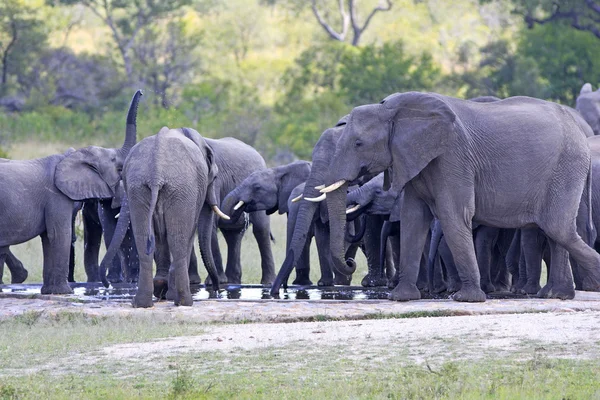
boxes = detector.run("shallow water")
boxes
[0,283,528,302]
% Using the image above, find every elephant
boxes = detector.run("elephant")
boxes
[220,161,313,283]
[576,83,600,136]
[317,91,600,302]
[270,117,367,294]
[344,173,398,286]
[0,90,142,294]
[118,126,220,307]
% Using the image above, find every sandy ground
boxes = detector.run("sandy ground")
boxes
[2,291,600,377]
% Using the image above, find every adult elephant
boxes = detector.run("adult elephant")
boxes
[317,92,600,302]
[576,83,600,136]
[0,90,142,294]
[121,127,220,307]
[220,161,313,283]
[270,118,363,293]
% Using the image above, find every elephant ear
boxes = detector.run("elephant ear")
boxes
[385,92,457,193]
[55,148,113,200]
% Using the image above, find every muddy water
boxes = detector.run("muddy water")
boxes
[0,283,529,302]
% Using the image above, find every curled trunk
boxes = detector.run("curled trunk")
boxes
[345,214,367,243]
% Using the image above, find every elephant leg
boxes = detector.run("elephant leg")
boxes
[68,207,77,283]
[40,208,73,295]
[505,229,521,290]
[518,227,545,295]
[98,201,123,283]
[165,214,195,307]
[5,249,28,284]
[223,229,244,284]
[417,255,428,291]
[385,239,397,283]
[205,226,227,285]
[390,184,433,301]
[293,228,313,286]
[439,237,460,292]
[188,247,201,285]
[431,251,447,294]
[250,211,276,285]
[0,252,5,284]
[437,196,486,303]
[129,194,154,308]
[491,247,511,292]
[361,216,387,287]
[153,233,170,300]
[82,201,102,283]
[537,238,575,299]
[474,226,499,294]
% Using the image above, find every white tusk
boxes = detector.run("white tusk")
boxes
[319,180,346,193]
[114,213,120,219]
[304,193,326,202]
[233,200,244,210]
[346,204,361,214]
[291,194,303,203]
[212,205,231,220]
[314,184,325,190]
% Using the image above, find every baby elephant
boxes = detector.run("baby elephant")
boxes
[123,126,221,307]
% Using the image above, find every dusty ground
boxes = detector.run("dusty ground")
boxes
[2,290,600,378]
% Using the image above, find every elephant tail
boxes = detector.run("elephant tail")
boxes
[586,160,596,247]
[146,185,160,255]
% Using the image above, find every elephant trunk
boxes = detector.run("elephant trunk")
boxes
[99,197,131,288]
[326,183,356,276]
[198,206,220,292]
[221,187,245,221]
[270,201,318,296]
[119,90,142,157]
[345,214,367,243]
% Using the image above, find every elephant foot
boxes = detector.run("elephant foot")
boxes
[317,277,334,287]
[132,294,154,308]
[361,273,387,287]
[153,277,168,300]
[431,283,448,294]
[293,277,313,286]
[107,273,123,284]
[389,282,421,301]
[518,282,541,295]
[226,276,242,285]
[581,275,600,292]
[451,285,486,302]
[260,274,276,286]
[537,283,575,300]
[175,292,193,307]
[388,273,400,289]
[10,268,28,284]
[480,282,496,294]
[493,282,511,292]
[41,281,73,295]
[334,274,352,286]
[205,274,228,286]
[189,273,202,285]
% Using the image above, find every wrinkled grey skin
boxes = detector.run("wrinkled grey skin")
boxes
[200,137,275,285]
[322,91,600,302]
[576,83,600,136]
[0,249,28,284]
[121,127,220,308]
[0,90,141,294]
[221,161,312,283]
[270,119,360,296]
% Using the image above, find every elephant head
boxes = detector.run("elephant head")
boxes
[345,173,398,218]
[55,90,143,201]
[576,83,600,136]
[221,160,312,221]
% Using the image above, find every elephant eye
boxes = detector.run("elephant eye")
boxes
[354,139,363,148]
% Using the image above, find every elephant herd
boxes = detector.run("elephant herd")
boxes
[2,84,600,307]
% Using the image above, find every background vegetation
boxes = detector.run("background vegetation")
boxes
[2,0,599,162]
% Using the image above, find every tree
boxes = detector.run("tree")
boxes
[132,18,202,108]
[0,0,49,96]
[484,0,600,39]
[261,0,392,46]
[52,0,194,82]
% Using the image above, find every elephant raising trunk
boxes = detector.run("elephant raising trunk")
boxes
[119,90,143,157]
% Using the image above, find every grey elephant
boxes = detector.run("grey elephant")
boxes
[317,91,600,302]
[220,161,313,283]
[0,249,28,284]
[121,127,220,307]
[576,83,600,136]
[0,90,142,294]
